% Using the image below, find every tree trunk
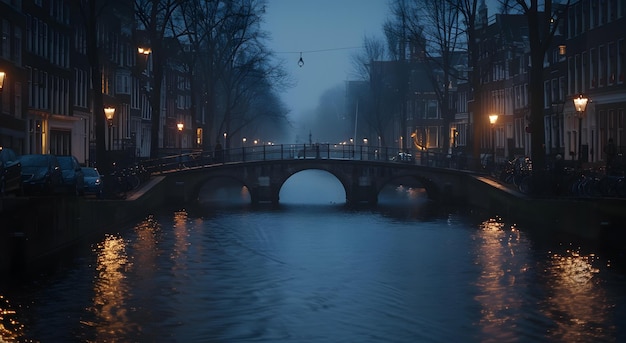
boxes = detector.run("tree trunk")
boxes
[85,0,108,174]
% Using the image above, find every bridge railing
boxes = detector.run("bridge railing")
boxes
[140,144,464,175]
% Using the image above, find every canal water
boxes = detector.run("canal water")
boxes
[1,170,625,342]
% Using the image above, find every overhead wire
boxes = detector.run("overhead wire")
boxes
[275,46,364,67]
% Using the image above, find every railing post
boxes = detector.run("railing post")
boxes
[242,147,246,162]
[263,145,266,160]
[281,144,284,160]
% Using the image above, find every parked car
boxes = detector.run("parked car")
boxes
[0,147,23,196]
[19,154,63,195]
[82,167,103,197]
[57,155,85,195]
[391,152,414,164]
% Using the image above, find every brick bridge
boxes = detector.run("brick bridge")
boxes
[148,145,472,205]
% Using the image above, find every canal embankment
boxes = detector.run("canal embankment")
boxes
[0,176,167,273]
[1,172,624,274]
[465,175,626,245]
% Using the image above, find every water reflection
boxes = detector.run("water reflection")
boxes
[87,234,132,340]
[541,248,614,341]
[172,210,189,265]
[0,295,26,341]
[2,182,625,341]
[473,218,529,341]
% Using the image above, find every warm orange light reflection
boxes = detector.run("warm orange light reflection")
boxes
[88,234,131,340]
[541,248,613,341]
[172,210,189,266]
[240,186,250,200]
[395,185,426,200]
[474,218,526,340]
[132,215,160,272]
[0,295,25,341]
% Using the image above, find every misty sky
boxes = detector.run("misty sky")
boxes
[263,0,502,129]
[263,0,390,122]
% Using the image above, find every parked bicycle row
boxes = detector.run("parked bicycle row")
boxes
[492,156,625,198]
[100,163,151,199]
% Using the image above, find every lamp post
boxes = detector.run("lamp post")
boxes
[177,122,184,169]
[104,107,116,151]
[573,94,588,168]
[0,71,5,113]
[489,114,498,168]
[551,101,565,155]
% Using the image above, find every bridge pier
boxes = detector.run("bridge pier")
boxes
[249,185,280,204]
[346,176,378,205]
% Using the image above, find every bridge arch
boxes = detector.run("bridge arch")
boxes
[163,159,465,205]
[184,171,253,203]
[195,174,252,203]
[274,165,352,203]
[375,173,441,202]
[278,169,347,203]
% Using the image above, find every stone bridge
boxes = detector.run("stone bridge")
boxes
[155,154,472,205]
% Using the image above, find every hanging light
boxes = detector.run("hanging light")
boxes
[298,52,304,67]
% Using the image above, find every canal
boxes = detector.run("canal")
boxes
[1,170,625,342]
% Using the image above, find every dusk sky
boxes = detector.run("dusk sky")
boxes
[263,0,390,122]
[263,0,501,127]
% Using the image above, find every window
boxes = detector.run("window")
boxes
[582,51,587,91]
[116,72,130,94]
[608,42,617,84]
[426,100,438,118]
[543,80,552,108]
[599,45,607,87]
[590,48,597,88]
[50,130,71,155]
[427,126,438,148]
[618,39,625,83]
[1,20,10,58]
[13,26,21,64]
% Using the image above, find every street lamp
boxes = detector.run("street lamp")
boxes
[104,106,116,151]
[0,71,5,92]
[177,122,184,169]
[0,71,5,113]
[223,132,227,147]
[489,114,498,167]
[573,94,589,168]
[0,71,7,113]
[137,47,151,55]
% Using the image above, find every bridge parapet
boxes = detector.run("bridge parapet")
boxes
[161,157,473,205]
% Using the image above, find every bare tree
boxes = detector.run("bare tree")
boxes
[503,0,571,170]
[383,1,412,150]
[454,0,482,168]
[176,0,289,149]
[392,0,464,155]
[350,35,386,81]
[78,0,131,174]
[134,0,183,158]
[349,35,392,146]
[80,0,107,172]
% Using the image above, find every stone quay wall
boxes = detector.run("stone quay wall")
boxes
[1,173,624,273]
